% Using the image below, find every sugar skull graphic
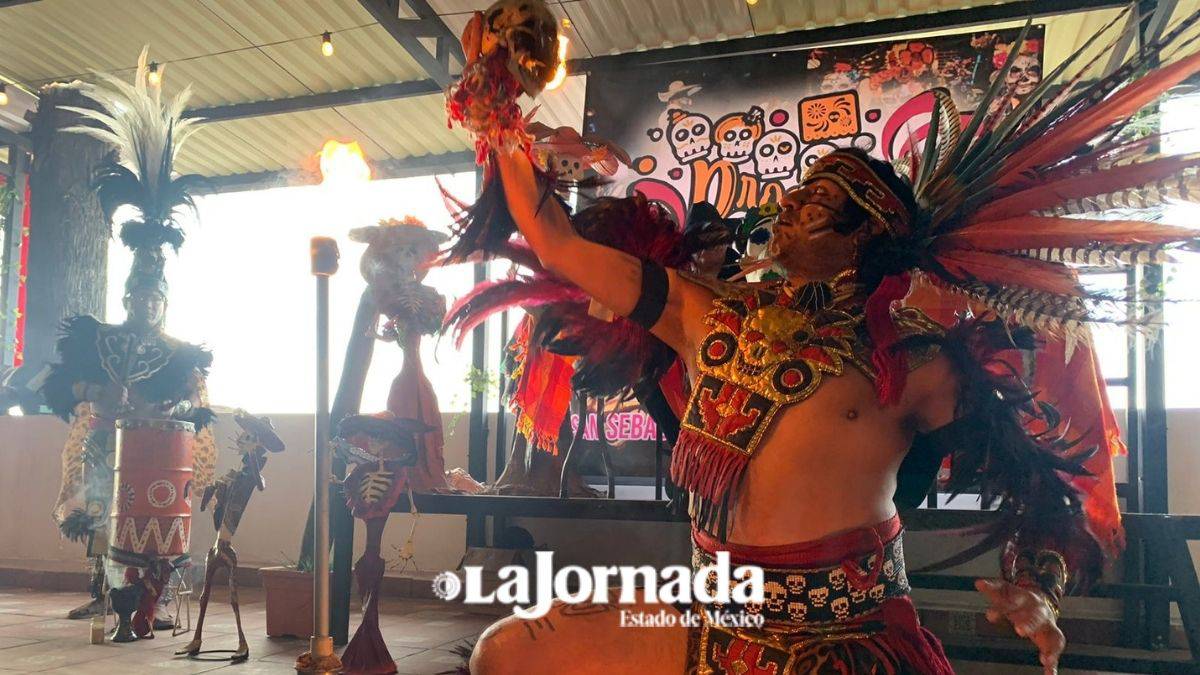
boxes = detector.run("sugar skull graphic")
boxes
[713,106,764,164]
[666,109,714,164]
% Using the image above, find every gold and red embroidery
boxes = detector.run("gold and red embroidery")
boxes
[671,277,940,535]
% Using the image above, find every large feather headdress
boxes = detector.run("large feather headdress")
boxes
[61,46,205,295]
[864,10,1200,340]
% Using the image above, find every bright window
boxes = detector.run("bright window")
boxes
[105,172,480,414]
[1087,94,1200,409]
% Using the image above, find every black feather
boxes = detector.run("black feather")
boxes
[903,318,1103,588]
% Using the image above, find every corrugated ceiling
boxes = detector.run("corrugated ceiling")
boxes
[0,0,1196,182]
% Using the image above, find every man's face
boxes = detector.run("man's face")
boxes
[124,288,166,329]
[768,178,866,280]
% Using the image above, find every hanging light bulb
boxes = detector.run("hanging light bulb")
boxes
[147,62,161,86]
[321,31,334,57]
[545,34,570,91]
[746,0,759,5]
[0,84,8,107]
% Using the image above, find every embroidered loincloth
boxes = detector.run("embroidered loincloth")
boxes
[687,516,952,675]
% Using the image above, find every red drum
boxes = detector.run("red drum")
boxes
[109,418,195,567]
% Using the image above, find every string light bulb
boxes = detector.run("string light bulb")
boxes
[321,31,334,57]
[746,0,758,5]
[0,84,8,107]
[147,62,161,86]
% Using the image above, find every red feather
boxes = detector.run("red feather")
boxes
[934,250,1084,296]
[974,154,1200,222]
[938,216,1198,252]
[444,277,585,348]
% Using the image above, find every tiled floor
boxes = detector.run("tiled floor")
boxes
[0,586,503,674]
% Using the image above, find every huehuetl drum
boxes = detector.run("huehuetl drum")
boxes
[108,418,195,567]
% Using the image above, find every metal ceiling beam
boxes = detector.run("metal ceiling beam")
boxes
[0,126,30,151]
[357,0,463,88]
[196,150,476,194]
[572,0,1132,72]
[184,79,441,123]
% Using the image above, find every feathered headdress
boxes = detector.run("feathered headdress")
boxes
[61,46,206,297]
[805,10,1200,407]
[871,11,1200,334]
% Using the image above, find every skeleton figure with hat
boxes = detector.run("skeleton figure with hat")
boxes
[334,412,431,675]
[177,412,284,662]
[447,3,1200,672]
[38,48,217,637]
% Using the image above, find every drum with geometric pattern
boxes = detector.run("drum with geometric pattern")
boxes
[108,418,195,567]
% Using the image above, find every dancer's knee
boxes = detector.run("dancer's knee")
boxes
[468,618,528,675]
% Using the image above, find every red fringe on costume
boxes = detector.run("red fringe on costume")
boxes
[670,430,750,530]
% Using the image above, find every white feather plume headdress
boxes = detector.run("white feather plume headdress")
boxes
[60,46,206,254]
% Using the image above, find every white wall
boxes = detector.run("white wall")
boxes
[1,408,1198,578]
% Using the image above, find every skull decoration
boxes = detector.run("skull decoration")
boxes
[828,567,847,591]
[530,122,631,181]
[753,129,799,181]
[713,106,764,164]
[1006,53,1043,97]
[785,573,807,595]
[479,0,561,96]
[666,109,714,164]
[831,597,851,621]
[350,217,448,336]
[869,584,886,602]
[849,586,868,604]
[786,601,808,623]
[763,581,788,613]
[808,587,829,608]
[883,559,896,580]
[743,599,763,616]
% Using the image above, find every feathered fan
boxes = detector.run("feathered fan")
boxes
[61,46,206,256]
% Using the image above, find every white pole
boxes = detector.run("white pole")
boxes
[297,236,340,675]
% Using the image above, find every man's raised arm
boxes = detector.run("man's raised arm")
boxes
[493,148,713,356]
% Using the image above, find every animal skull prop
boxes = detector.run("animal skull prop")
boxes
[479,0,561,96]
[714,106,764,164]
[666,109,714,164]
[754,129,799,181]
[831,597,851,621]
[763,581,788,613]
[786,601,808,623]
